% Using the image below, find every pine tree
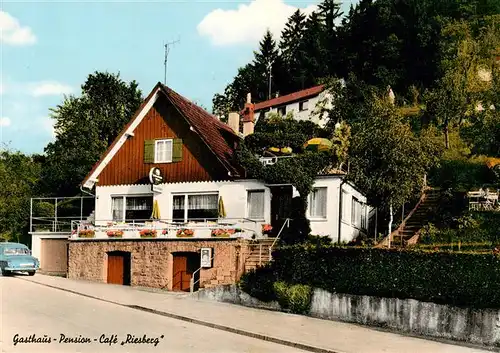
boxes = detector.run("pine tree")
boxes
[252,29,283,101]
[317,0,343,76]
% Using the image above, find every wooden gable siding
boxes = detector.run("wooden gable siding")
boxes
[97,97,230,186]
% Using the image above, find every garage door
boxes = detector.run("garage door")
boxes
[40,239,68,275]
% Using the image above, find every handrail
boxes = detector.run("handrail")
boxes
[190,253,216,293]
[268,218,290,261]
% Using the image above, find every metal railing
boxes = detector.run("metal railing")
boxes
[190,252,216,293]
[268,218,290,261]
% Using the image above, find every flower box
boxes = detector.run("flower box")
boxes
[211,228,238,238]
[107,230,123,238]
[78,230,95,238]
[140,229,157,238]
[176,229,194,238]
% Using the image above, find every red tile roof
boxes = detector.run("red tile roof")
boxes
[159,84,242,176]
[253,85,325,111]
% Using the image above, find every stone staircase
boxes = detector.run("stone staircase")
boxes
[390,188,441,247]
[244,238,275,272]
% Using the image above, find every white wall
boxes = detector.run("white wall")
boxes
[255,91,333,128]
[95,180,272,234]
[94,177,368,243]
[307,177,369,243]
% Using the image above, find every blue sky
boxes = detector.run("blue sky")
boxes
[1,0,357,155]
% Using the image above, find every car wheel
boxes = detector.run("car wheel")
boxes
[28,271,36,276]
[1,268,11,276]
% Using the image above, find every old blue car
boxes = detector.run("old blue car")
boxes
[0,242,40,276]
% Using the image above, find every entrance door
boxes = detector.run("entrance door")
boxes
[107,252,131,285]
[172,252,199,292]
[270,186,293,236]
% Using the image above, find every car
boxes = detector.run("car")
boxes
[0,242,40,276]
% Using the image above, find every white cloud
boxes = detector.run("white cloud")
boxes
[197,0,317,46]
[0,11,36,46]
[40,117,56,139]
[29,81,73,97]
[0,117,11,127]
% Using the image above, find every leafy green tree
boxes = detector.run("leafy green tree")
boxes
[41,72,142,196]
[0,150,42,244]
[348,94,442,214]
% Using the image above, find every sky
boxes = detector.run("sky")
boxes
[1,0,357,155]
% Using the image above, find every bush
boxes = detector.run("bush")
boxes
[271,245,500,309]
[273,281,312,314]
[238,265,277,302]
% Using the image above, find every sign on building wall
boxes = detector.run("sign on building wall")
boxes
[149,167,164,193]
[200,248,212,268]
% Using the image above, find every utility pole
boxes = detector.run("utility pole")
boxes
[267,60,273,100]
[164,38,180,85]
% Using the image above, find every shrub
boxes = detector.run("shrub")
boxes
[271,245,500,309]
[273,281,313,314]
[238,265,277,302]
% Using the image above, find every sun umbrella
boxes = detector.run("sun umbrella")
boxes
[151,200,161,220]
[218,196,226,218]
[303,138,333,152]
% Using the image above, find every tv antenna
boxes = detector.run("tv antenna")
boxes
[164,38,180,85]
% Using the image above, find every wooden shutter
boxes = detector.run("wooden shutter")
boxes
[172,139,183,162]
[144,140,155,163]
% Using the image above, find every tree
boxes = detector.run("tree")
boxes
[41,72,143,196]
[279,10,308,92]
[317,0,343,74]
[348,94,442,214]
[0,150,42,244]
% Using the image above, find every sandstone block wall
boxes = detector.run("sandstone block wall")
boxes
[68,239,250,290]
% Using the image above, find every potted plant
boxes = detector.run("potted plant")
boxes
[161,229,168,235]
[211,228,236,238]
[176,229,194,238]
[262,224,273,235]
[139,229,157,238]
[78,229,95,238]
[107,230,124,238]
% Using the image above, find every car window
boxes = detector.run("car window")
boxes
[4,248,30,255]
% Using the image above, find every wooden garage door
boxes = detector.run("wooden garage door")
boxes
[40,239,68,274]
[172,253,198,292]
[107,252,131,285]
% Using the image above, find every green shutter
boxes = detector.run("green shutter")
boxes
[172,139,183,162]
[144,140,155,163]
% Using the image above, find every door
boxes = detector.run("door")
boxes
[107,252,130,285]
[270,186,293,236]
[172,253,199,292]
[40,239,68,275]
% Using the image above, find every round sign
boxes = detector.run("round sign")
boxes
[149,167,163,185]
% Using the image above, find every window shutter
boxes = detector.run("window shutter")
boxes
[144,140,155,163]
[172,139,183,162]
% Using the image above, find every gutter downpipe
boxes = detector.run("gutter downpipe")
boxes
[337,177,347,244]
[80,185,95,197]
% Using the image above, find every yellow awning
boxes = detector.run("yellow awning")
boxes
[151,200,161,220]
[218,196,226,218]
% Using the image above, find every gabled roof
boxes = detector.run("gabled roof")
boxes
[253,85,325,111]
[82,82,241,189]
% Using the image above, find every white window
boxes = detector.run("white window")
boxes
[308,187,327,218]
[247,190,265,220]
[299,100,309,111]
[341,192,350,222]
[352,198,362,227]
[361,204,367,230]
[172,193,219,222]
[277,106,286,116]
[154,139,173,163]
[111,195,153,222]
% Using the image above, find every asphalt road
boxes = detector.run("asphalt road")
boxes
[0,275,306,353]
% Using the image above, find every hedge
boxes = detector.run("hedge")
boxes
[241,246,500,309]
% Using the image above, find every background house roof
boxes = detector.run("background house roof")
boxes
[253,85,325,111]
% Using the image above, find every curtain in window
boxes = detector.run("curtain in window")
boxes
[248,190,265,219]
[351,199,362,226]
[155,140,172,162]
[111,197,124,221]
[187,194,218,221]
[309,188,327,218]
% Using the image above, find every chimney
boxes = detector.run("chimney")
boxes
[228,112,240,134]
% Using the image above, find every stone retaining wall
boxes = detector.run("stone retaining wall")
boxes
[194,285,500,348]
[68,239,250,290]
